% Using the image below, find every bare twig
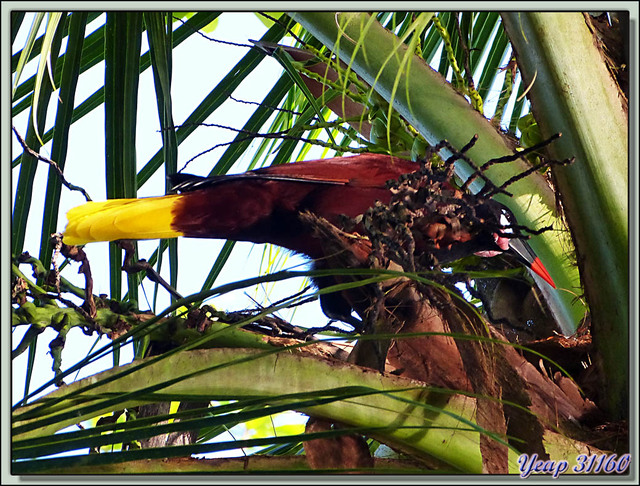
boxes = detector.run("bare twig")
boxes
[58,236,97,319]
[119,240,185,302]
[229,95,303,116]
[12,126,92,201]
[170,15,253,48]
[51,232,63,295]
[257,12,307,46]
[174,122,368,173]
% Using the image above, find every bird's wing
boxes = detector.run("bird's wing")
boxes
[169,153,418,193]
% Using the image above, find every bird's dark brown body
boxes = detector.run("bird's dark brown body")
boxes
[169,154,423,258]
[64,153,555,328]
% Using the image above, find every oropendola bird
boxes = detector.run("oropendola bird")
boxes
[63,153,555,327]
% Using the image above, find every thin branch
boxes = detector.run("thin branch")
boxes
[12,126,92,201]
[171,15,253,48]
[174,122,369,172]
[119,240,185,302]
[257,12,307,46]
[55,234,97,320]
[229,95,304,116]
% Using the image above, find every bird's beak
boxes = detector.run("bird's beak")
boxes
[507,238,556,289]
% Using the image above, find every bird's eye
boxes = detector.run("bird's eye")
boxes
[499,209,514,233]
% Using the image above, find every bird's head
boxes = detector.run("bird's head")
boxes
[473,201,556,288]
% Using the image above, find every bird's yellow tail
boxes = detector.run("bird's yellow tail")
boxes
[63,195,184,246]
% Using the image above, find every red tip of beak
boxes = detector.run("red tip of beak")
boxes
[530,257,556,289]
